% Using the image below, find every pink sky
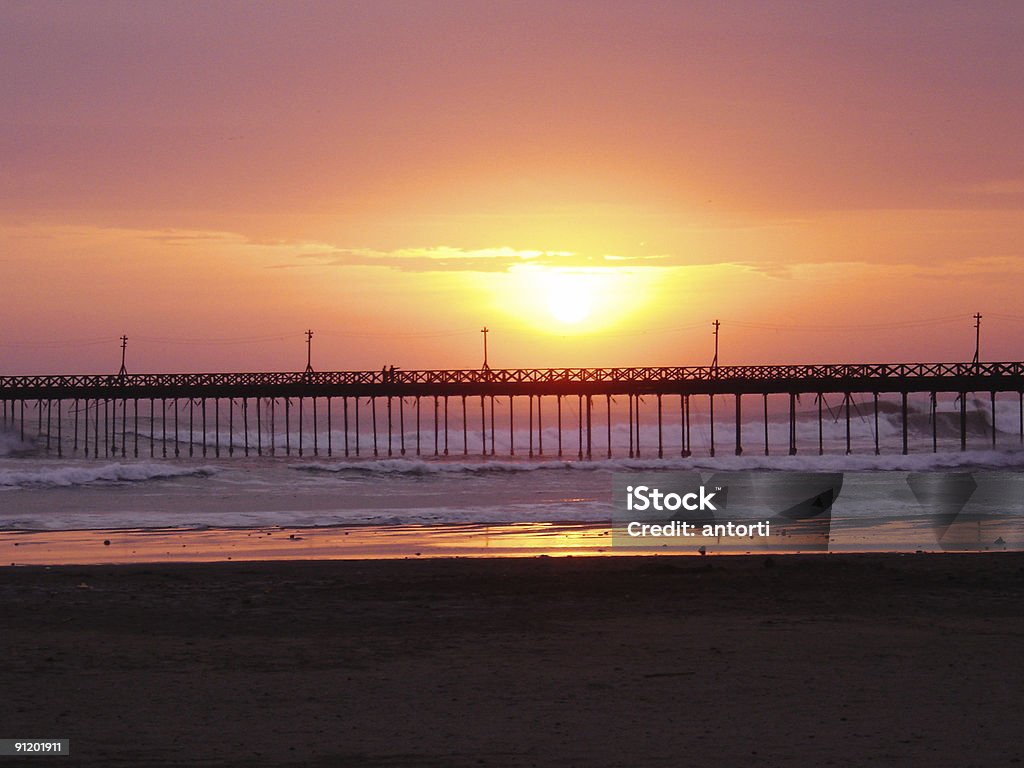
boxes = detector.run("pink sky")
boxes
[2,2,1023,373]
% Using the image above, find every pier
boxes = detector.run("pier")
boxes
[1,362,1022,460]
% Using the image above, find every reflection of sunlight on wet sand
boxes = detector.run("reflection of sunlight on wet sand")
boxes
[0,522,800,565]
[2,515,1020,565]
[1,523,623,566]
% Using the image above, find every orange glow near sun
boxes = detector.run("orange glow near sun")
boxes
[482,264,661,337]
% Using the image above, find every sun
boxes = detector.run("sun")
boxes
[543,271,595,325]
[485,263,658,337]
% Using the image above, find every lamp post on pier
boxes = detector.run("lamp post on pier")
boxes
[118,335,128,377]
[972,313,982,366]
[711,320,720,370]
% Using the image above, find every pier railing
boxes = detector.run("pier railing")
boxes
[1,361,1022,397]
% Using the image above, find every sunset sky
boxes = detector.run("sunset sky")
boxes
[2,1,1023,373]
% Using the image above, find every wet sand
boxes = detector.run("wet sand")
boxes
[2,523,618,565]
[5,514,1013,567]
[0,522,839,566]
[2,553,1023,767]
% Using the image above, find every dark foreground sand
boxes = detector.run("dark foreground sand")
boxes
[2,554,1023,767]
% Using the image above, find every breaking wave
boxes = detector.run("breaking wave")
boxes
[291,450,1024,476]
[0,429,36,458]
[0,462,219,489]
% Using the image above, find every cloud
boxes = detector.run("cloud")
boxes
[295,246,669,273]
[957,178,1024,197]
[141,231,239,244]
[909,255,1024,283]
[735,261,794,279]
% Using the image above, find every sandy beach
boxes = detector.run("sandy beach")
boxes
[2,552,1023,767]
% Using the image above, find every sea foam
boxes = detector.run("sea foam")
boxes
[0,462,219,489]
[291,450,1024,477]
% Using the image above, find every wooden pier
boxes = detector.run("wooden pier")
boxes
[1,362,1022,460]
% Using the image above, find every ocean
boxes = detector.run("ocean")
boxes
[2,393,1023,555]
